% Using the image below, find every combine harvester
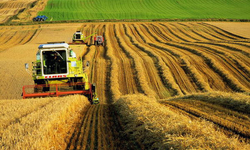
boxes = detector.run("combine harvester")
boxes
[69,31,96,45]
[22,42,99,104]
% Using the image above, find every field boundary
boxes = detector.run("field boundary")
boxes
[1,18,250,26]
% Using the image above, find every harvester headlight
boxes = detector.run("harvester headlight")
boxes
[74,74,78,77]
[36,76,39,79]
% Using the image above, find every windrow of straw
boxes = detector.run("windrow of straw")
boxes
[134,23,212,93]
[166,42,250,92]
[197,43,250,75]
[166,91,250,114]
[0,95,90,149]
[124,24,183,95]
[105,24,122,100]
[114,94,250,149]
[115,24,157,98]
[142,23,222,92]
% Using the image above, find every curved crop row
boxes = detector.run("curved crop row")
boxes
[107,24,141,98]
[115,23,166,98]
[139,23,231,92]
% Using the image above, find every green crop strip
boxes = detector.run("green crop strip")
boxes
[39,0,250,21]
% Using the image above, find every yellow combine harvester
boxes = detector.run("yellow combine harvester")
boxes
[69,31,96,45]
[22,42,99,104]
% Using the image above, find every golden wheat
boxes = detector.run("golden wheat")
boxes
[114,94,250,149]
[0,95,90,149]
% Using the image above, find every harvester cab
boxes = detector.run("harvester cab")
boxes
[69,31,96,45]
[72,31,85,44]
[94,36,104,46]
[22,42,99,104]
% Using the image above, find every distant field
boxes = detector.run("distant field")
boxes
[39,0,250,21]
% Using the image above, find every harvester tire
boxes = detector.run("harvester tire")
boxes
[43,86,50,92]
[87,94,93,104]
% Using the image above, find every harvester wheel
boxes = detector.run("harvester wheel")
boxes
[87,94,93,104]
[43,86,50,92]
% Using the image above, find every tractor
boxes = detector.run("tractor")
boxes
[22,42,99,104]
[94,36,105,46]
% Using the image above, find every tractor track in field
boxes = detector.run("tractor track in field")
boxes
[162,100,250,141]
[66,25,131,150]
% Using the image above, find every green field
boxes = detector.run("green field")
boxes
[39,0,250,21]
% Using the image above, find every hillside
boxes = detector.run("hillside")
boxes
[0,22,250,149]
[39,0,250,21]
[1,0,250,148]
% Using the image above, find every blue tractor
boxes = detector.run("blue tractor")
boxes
[33,15,48,21]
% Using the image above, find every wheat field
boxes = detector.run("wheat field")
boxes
[0,22,250,149]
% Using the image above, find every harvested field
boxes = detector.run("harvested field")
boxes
[0,0,49,24]
[0,22,250,149]
[0,95,90,149]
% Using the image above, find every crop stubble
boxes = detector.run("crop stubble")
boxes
[1,22,250,149]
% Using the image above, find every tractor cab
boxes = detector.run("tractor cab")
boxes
[73,31,84,41]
